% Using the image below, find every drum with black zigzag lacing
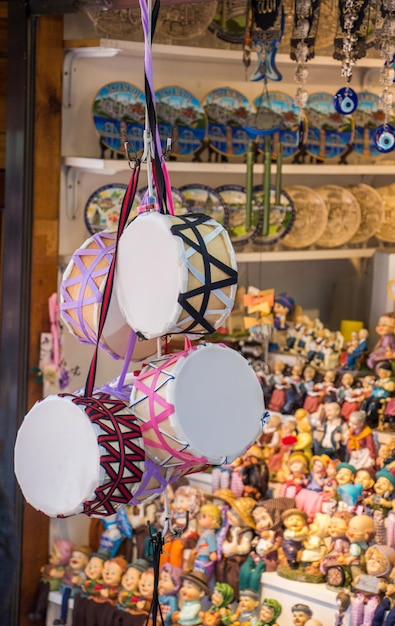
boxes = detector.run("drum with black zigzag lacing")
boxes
[115,211,238,339]
[14,392,145,518]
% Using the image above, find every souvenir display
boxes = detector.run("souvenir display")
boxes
[281,185,328,249]
[254,92,303,160]
[179,183,229,228]
[202,87,254,157]
[251,185,295,246]
[59,231,158,361]
[155,86,207,157]
[216,184,262,245]
[305,93,354,161]
[314,185,361,248]
[115,211,238,339]
[92,82,146,155]
[352,92,384,158]
[347,184,384,245]
[156,1,218,41]
[84,184,143,235]
[376,185,395,243]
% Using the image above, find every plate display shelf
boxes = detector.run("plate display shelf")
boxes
[61,38,395,263]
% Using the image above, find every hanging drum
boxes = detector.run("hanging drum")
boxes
[14,392,145,518]
[60,231,158,361]
[115,210,238,340]
[130,342,265,472]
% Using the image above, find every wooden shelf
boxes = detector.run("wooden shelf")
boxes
[235,248,377,262]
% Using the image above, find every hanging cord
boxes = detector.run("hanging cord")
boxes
[139,0,174,215]
[84,162,141,397]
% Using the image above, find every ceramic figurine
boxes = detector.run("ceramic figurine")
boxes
[270,292,296,352]
[286,314,307,352]
[345,514,376,580]
[199,582,234,626]
[117,559,149,611]
[95,556,127,604]
[158,564,182,626]
[135,568,155,613]
[305,620,323,626]
[237,445,269,501]
[353,544,395,592]
[53,545,90,625]
[258,413,282,459]
[193,503,221,576]
[303,370,337,415]
[334,591,351,626]
[346,410,377,470]
[239,502,280,591]
[299,513,331,576]
[343,328,369,370]
[268,418,297,481]
[278,452,309,499]
[361,361,395,429]
[256,599,282,626]
[213,489,256,600]
[282,364,304,414]
[364,468,395,544]
[306,329,328,368]
[28,539,73,622]
[367,312,395,372]
[81,552,107,598]
[230,588,260,626]
[280,509,308,570]
[293,413,313,460]
[267,370,288,412]
[161,485,204,570]
[320,512,352,577]
[354,468,375,499]
[291,603,313,626]
[315,402,349,461]
[172,571,209,626]
[307,455,329,492]
[335,462,356,488]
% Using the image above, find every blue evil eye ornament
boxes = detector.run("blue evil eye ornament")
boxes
[374,124,395,153]
[333,87,358,115]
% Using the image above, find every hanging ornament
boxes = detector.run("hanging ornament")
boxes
[243,0,284,82]
[290,0,319,148]
[333,0,371,114]
[374,0,395,152]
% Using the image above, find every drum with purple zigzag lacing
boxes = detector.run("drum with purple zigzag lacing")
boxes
[59,230,159,361]
[14,392,145,518]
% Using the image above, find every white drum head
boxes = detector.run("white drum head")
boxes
[116,212,182,338]
[169,344,264,463]
[14,396,101,517]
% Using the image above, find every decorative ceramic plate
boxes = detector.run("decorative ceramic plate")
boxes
[202,87,255,157]
[216,184,262,246]
[138,186,190,216]
[92,82,146,155]
[352,92,385,158]
[179,183,229,228]
[84,184,143,235]
[251,185,295,246]
[347,184,384,244]
[157,0,218,40]
[208,0,248,43]
[92,8,142,37]
[281,185,328,249]
[254,92,303,159]
[376,185,395,243]
[315,185,361,248]
[305,92,354,161]
[155,86,207,157]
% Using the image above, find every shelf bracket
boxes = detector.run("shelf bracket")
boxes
[64,166,81,221]
[63,47,120,109]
